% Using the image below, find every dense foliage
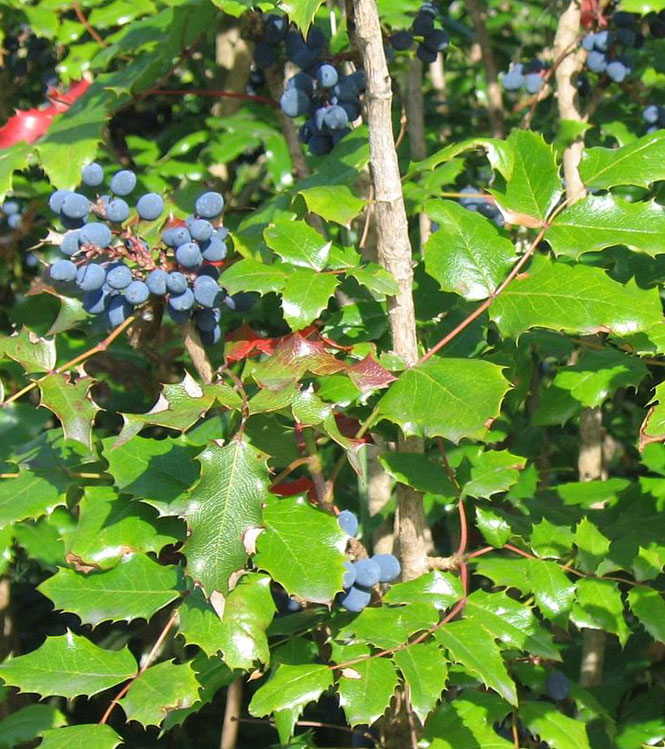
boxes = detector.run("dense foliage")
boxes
[2,0,665,747]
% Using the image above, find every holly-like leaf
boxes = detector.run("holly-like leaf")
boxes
[38,553,182,626]
[393,643,449,723]
[0,703,65,748]
[338,656,399,726]
[382,571,463,610]
[377,358,510,442]
[490,258,663,338]
[547,195,665,258]
[379,453,456,495]
[299,183,366,225]
[278,0,324,32]
[574,517,611,573]
[0,632,136,698]
[462,449,526,499]
[254,496,347,603]
[38,374,100,450]
[64,486,181,571]
[0,327,56,374]
[219,573,275,670]
[424,691,513,748]
[627,586,665,643]
[436,618,517,705]
[527,559,575,626]
[579,130,665,189]
[475,506,511,548]
[520,702,591,749]
[409,136,514,180]
[38,724,123,749]
[281,268,339,330]
[0,470,65,529]
[571,579,630,645]
[337,603,439,649]
[424,200,515,300]
[641,381,665,448]
[465,590,559,659]
[182,439,269,595]
[490,130,561,225]
[219,258,288,295]
[551,348,648,408]
[264,218,331,271]
[346,355,397,394]
[177,588,225,655]
[119,659,200,728]
[349,264,399,297]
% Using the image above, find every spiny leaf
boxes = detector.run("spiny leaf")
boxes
[337,602,440,649]
[264,218,331,271]
[0,327,56,374]
[0,703,65,748]
[38,374,100,450]
[0,632,136,698]
[393,643,449,723]
[520,702,591,749]
[377,358,511,442]
[38,724,123,749]
[379,453,456,495]
[580,130,665,189]
[571,579,630,645]
[627,586,665,643]
[527,559,575,626]
[424,691,513,748]
[182,439,269,595]
[337,656,399,727]
[219,258,288,295]
[38,553,182,626]
[462,448,526,499]
[408,136,514,180]
[177,588,225,655]
[0,470,66,529]
[382,571,463,610]
[281,268,339,330]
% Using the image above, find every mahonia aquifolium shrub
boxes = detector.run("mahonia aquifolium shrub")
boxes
[46,163,239,345]
[336,510,401,612]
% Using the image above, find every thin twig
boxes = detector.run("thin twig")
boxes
[150,88,279,108]
[72,1,107,47]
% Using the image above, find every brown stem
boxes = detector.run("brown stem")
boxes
[182,322,214,384]
[221,679,243,749]
[72,1,108,47]
[466,0,504,138]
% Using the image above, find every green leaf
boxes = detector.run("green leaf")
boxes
[490,130,561,225]
[475,506,511,547]
[474,556,531,594]
[0,632,136,698]
[379,453,456,495]
[38,553,182,626]
[177,588,225,655]
[119,659,200,727]
[182,439,269,596]
[551,348,648,408]
[425,692,513,748]
[219,258,288,295]
[527,559,575,626]
[264,218,331,271]
[462,449,526,499]
[281,268,339,330]
[377,358,510,442]
[465,590,559,659]
[64,487,182,570]
[0,327,56,374]
[219,573,275,670]
[278,0,323,31]
[338,656,399,726]
[547,195,665,258]
[337,603,440,649]
[627,586,665,643]
[0,704,65,749]
[574,517,611,573]
[531,518,574,559]
[520,702,591,749]
[0,143,34,201]
[0,471,65,529]
[409,137,514,180]
[38,724,123,749]
[382,571,463,609]
[436,619,517,705]
[254,496,347,603]
[393,643,449,723]
[249,663,333,734]
[580,130,665,189]
[37,374,100,450]
[298,184,365,225]
[424,200,515,300]
[642,381,665,447]
[490,258,663,338]
[349,264,399,297]
[571,579,630,645]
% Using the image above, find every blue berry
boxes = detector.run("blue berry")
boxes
[254,40,277,69]
[342,561,356,589]
[545,670,570,700]
[412,13,434,35]
[168,305,191,324]
[83,288,109,314]
[607,60,628,82]
[107,295,133,327]
[124,280,150,305]
[524,73,543,94]
[264,14,288,44]
[60,230,80,256]
[323,105,349,130]
[422,29,449,52]
[338,510,359,536]
[227,292,257,312]
[195,191,224,219]
[189,219,213,242]
[79,222,112,248]
[166,271,188,294]
[2,200,19,215]
[106,263,133,290]
[50,259,77,282]
[391,30,414,51]
[81,162,104,187]
[416,43,437,64]
[316,64,339,88]
[582,33,596,51]
[169,288,195,311]
[110,169,137,196]
[643,105,660,123]
[199,325,222,346]
[339,585,371,612]
[106,198,130,223]
[194,308,221,332]
[286,72,315,95]
[49,190,72,214]
[61,192,90,220]
[176,242,202,268]
[7,214,22,230]
[280,87,311,117]
[136,193,164,221]
[352,559,380,587]
[162,227,191,247]
[502,71,524,90]
[146,269,168,296]
[372,554,401,583]
[587,50,607,73]
[193,275,222,308]
[201,237,227,262]
[75,263,106,292]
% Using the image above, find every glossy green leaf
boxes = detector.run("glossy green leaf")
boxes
[377,358,510,442]
[119,659,200,727]
[219,258,288,295]
[38,553,182,626]
[219,573,275,669]
[627,586,665,643]
[490,258,663,338]
[177,588,224,655]
[0,471,65,529]
[254,496,347,603]
[527,559,575,626]
[409,137,514,180]
[571,579,630,645]
[641,381,665,447]
[475,506,511,547]
[382,571,463,609]
[0,703,65,749]
[580,130,665,189]
[38,724,123,749]
[338,656,398,726]
[0,632,136,698]
[530,518,574,559]
[574,517,611,573]
[299,183,365,225]
[436,619,518,705]
[462,449,526,499]
[182,439,269,595]
[393,642,449,723]
[278,0,324,32]
[424,200,515,300]
[264,218,331,271]
[337,602,439,649]
[379,453,456,495]
[349,264,399,297]
[425,692,513,748]
[548,195,665,258]
[0,327,56,374]
[281,268,339,330]
[37,374,100,450]
[520,701,591,749]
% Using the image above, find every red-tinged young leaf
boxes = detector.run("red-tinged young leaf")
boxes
[225,323,281,362]
[182,439,269,595]
[38,724,123,749]
[38,374,100,450]
[346,354,397,393]
[270,476,317,499]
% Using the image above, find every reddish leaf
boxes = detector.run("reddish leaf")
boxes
[334,414,372,444]
[269,476,317,501]
[225,324,280,362]
[346,355,397,394]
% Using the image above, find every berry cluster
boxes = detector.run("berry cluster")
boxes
[500,60,546,94]
[643,103,665,132]
[336,510,401,612]
[46,163,233,344]
[389,3,450,64]
[582,12,643,83]
[459,186,504,226]
[3,24,58,90]
[1,199,23,231]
